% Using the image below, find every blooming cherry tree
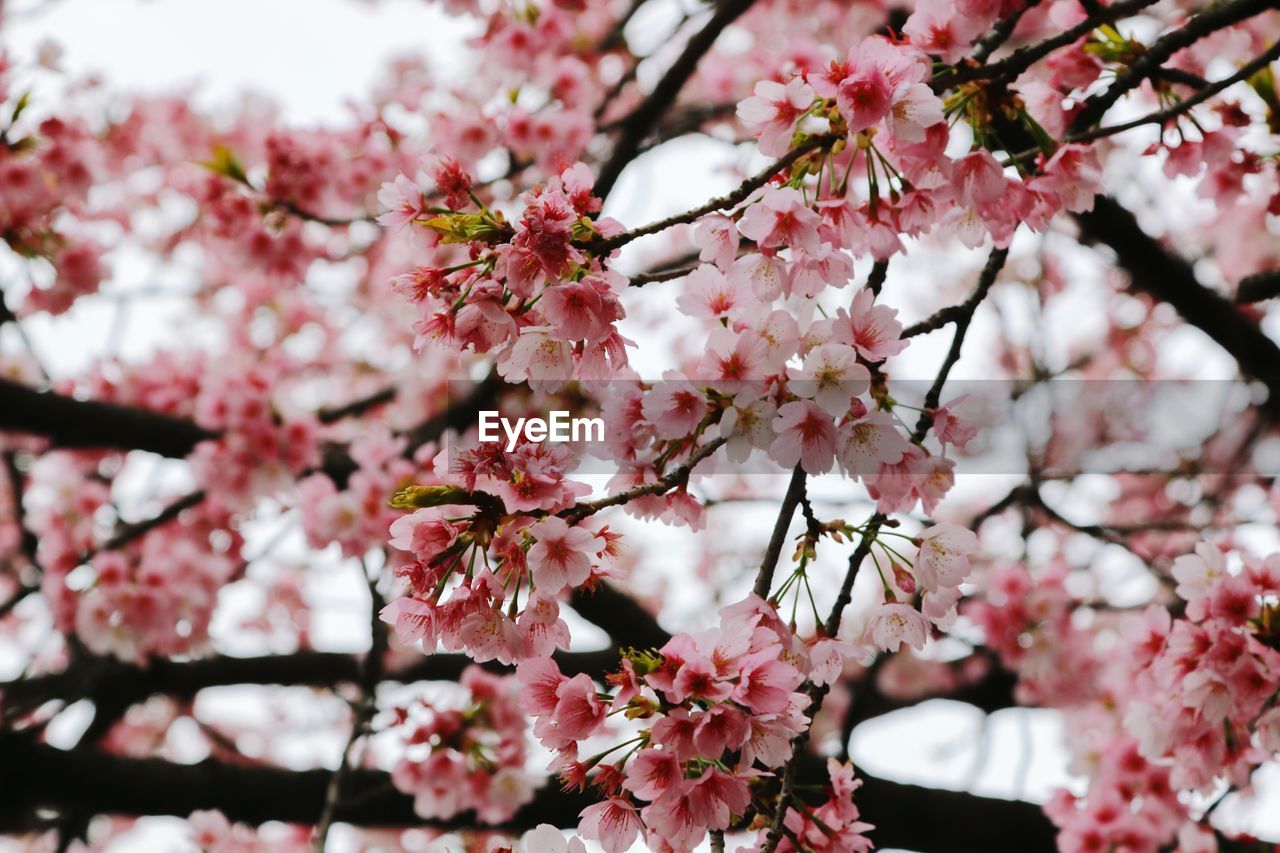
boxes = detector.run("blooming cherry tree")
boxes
[3,0,1280,851]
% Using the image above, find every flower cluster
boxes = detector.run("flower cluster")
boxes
[518,596,826,852]
[389,665,539,824]
[191,365,322,506]
[381,161,631,383]
[845,523,980,659]
[746,759,875,853]
[0,90,107,315]
[298,428,417,559]
[380,491,621,665]
[736,37,1103,255]
[1123,544,1280,791]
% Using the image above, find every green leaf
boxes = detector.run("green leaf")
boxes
[8,90,32,127]
[198,144,250,186]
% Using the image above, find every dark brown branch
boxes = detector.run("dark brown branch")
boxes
[629,265,697,288]
[589,134,837,255]
[0,731,1061,851]
[570,584,672,649]
[1074,196,1280,419]
[970,0,1044,63]
[593,0,757,200]
[316,385,398,424]
[1004,40,1280,167]
[912,247,1008,442]
[866,258,889,297]
[97,490,207,555]
[0,378,217,459]
[762,522,884,852]
[902,248,1007,341]
[1236,268,1280,304]
[845,658,1020,729]
[934,0,1159,91]
[3,451,38,568]
[752,465,807,598]
[561,435,727,521]
[1071,0,1277,130]
[0,649,620,713]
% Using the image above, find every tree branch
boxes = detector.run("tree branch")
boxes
[593,0,757,200]
[0,378,216,459]
[912,247,1008,442]
[1071,0,1277,130]
[752,465,807,599]
[589,134,837,255]
[0,732,1060,851]
[1074,196,1280,419]
[933,0,1159,91]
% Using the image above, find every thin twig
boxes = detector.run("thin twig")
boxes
[911,247,1008,442]
[594,0,759,200]
[752,465,807,599]
[1071,0,1277,130]
[561,436,728,521]
[589,133,837,254]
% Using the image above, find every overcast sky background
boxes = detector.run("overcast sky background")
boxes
[3,1,1279,850]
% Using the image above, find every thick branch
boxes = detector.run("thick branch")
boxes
[0,732,1060,852]
[1074,196,1280,419]
[0,378,216,459]
[1236,268,1280,304]
[0,649,620,718]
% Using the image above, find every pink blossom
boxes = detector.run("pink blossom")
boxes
[516,655,568,716]
[1029,143,1103,213]
[737,186,823,253]
[527,516,602,594]
[379,597,437,646]
[737,77,815,157]
[770,400,838,474]
[686,766,751,830]
[887,81,945,143]
[733,649,805,713]
[836,287,907,362]
[553,673,609,740]
[641,378,708,441]
[868,602,930,652]
[676,264,751,321]
[539,278,618,342]
[837,410,910,477]
[698,327,768,392]
[914,523,979,592]
[719,387,778,463]
[693,214,740,270]
[903,0,985,63]
[670,653,734,704]
[376,171,429,228]
[578,798,643,853]
[836,65,894,135]
[730,252,791,303]
[499,326,574,384]
[518,825,588,853]
[624,748,683,801]
[787,343,871,416]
